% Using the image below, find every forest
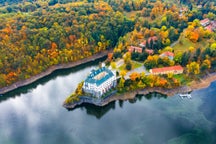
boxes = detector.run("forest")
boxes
[0,0,135,87]
[0,0,216,89]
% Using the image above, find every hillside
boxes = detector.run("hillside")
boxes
[0,1,134,87]
[0,0,216,90]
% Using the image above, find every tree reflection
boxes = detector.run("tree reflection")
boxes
[136,92,167,100]
[0,58,105,102]
[68,101,116,119]
[67,92,168,119]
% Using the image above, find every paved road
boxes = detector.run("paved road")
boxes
[170,40,179,47]
[116,59,124,68]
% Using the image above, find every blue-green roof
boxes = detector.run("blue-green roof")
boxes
[85,67,114,86]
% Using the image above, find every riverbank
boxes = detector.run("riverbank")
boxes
[63,72,216,109]
[0,51,110,95]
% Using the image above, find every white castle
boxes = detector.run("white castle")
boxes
[82,67,117,98]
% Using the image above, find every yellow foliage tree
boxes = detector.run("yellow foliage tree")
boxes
[187,62,200,75]
[120,70,127,78]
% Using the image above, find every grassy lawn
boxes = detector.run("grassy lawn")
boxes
[118,64,126,71]
[117,61,143,71]
[173,74,192,85]
[173,34,210,53]
[132,61,143,69]
[124,10,156,23]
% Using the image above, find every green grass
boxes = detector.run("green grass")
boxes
[173,34,210,53]
[132,61,143,69]
[124,10,159,23]
[118,64,126,71]
[117,61,142,71]
[173,74,192,85]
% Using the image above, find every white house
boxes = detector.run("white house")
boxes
[82,67,117,98]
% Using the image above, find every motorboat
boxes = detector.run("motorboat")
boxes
[179,93,192,99]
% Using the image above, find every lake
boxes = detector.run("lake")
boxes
[0,62,216,144]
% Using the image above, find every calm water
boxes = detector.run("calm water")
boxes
[0,62,216,144]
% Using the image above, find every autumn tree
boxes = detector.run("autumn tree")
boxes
[210,43,216,50]
[201,59,211,72]
[0,1,135,88]
[187,62,200,75]
[129,72,140,81]
[120,70,127,78]
[144,55,159,69]
[118,77,125,92]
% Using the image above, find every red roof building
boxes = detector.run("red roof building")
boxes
[205,25,212,32]
[159,52,174,60]
[145,49,154,55]
[200,18,210,27]
[180,7,188,12]
[150,65,183,75]
[128,46,142,53]
[139,36,158,47]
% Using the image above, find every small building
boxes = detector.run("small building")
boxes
[159,52,174,60]
[82,67,117,98]
[205,25,213,32]
[211,21,216,32]
[128,46,143,53]
[145,49,154,55]
[180,7,188,13]
[200,18,210,27]
[150,65,183,75]
[139,36,158,48]
[203,21,216,32]
[197,5,202,9]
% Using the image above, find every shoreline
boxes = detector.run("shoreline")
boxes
[0,51,110,95]
[63,72,216,109]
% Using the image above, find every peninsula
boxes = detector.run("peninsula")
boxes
[0,0,215,101]
[63,0,216,109]
[63,61,216,109]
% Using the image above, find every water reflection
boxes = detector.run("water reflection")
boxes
[199,82,216,122]
[68,93,168,119]
[0,57,105,102]
[71,101,116,119]
[137,92,167,100]
[0,59,216,144]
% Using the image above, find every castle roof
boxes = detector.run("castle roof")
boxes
[85,67,114,86]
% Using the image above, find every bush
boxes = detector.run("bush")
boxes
[126,61,132,70]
